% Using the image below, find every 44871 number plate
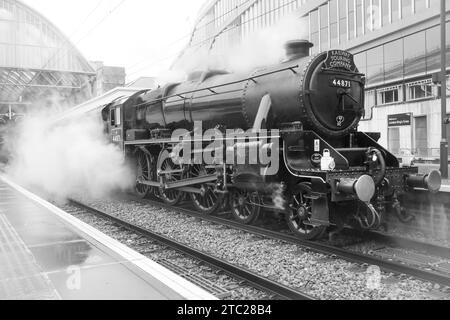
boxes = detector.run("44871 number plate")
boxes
[329,77,352,88]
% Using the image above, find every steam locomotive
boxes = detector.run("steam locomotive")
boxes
[99,40,441,240]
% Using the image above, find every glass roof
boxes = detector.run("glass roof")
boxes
[0,0,95,110]
[0,0,93,73]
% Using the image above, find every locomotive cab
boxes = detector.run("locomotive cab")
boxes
[102,97,127,150]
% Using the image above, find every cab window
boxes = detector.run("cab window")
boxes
[110,108,121,127]
[115,108,121,126]
[110,109,116,126]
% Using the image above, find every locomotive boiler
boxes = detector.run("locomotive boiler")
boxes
[101,40,441,240]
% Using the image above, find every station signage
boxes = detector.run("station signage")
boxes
[388,113,412,127]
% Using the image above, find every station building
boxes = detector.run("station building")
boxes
[178,0,450,161]
[0,0,125,123]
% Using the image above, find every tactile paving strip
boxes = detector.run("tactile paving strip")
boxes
[0,214,60,300]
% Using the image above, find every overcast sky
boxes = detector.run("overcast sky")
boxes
[22,0,207,81]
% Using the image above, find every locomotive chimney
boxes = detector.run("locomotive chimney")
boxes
[284,40,313,60]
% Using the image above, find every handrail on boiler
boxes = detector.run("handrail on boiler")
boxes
[132,65,300,108]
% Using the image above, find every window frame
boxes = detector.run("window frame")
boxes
[110,107,121,127]
[363,89,376,119]
[115,107,122,126]
[377,85,403,105]
[406,79,434,101]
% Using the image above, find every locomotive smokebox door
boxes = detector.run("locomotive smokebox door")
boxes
[301,50,364,137]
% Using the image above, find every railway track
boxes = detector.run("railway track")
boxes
[355,230,450,261]
[68,199,315,301]
[121,195,450,288]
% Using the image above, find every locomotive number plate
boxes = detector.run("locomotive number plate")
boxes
[329,78,352,88]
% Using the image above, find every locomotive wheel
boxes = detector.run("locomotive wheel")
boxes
[286,183,327,240]
[159,157,183,206]
[230,190,261,224]
[189,164,221,215]
[135,152,152,198]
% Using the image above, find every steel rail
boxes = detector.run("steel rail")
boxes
[136,197,450,287]
[350,229,450,261]
[68,199,315,301]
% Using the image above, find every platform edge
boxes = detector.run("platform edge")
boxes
[0,175,218,301]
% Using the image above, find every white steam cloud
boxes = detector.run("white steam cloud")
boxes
[4,107,134,200]
[170,14,309,79]
[2,14,308,200]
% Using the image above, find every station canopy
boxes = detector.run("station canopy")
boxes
[0,0,95,120]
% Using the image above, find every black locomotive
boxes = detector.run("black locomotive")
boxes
[100,40,441,240]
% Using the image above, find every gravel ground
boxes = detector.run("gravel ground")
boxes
[72,195,450,300]
[62,205,269,300]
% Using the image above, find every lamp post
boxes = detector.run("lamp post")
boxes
[440,0,448,179]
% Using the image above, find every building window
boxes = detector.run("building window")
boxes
[364,0,370,33]
[426,26,441,73]
[414,116,428,157]
[414,0,427,12]
[348,0,356,40]
[364,90,376,119]
[447,75,450,96]
[310,9,319,53]
[388,127,400,155]
[392,0,400,22]
[404,31,426,77]
[447,21,450,65]
[319,5,329,50]
[436,75,450,98]
[354,52,367,75]
[371,0,381,31]
[377,85,402,105]
[356,0,363,36]
[330,0,338,47]
[338,0,347,43]
[406,79,434,101]
[401,0,413,19]
[384,39,403,81]
[381,0,390,26]
[366,46,384,85]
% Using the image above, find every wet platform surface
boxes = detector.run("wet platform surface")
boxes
[0,178,214,300]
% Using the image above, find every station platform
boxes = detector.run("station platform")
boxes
[0,176,216,300]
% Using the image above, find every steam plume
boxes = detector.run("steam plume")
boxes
[4,100,134,200]
[167,14,309,83]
